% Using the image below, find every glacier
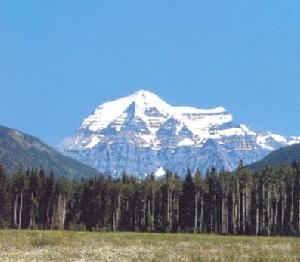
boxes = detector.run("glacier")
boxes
[59,90,300,177]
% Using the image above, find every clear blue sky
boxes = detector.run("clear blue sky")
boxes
[0,1,300,145]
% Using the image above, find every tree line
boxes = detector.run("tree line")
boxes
[0,161,300,236]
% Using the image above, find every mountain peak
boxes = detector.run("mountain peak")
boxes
[132,89,157,97]
[129,89,170,109]
[80,90,171,132]
[60,90,300,177]
[80,90,232,134]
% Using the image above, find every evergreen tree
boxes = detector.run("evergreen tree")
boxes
[180,169,195,232]
[1,160,300,236]
[0,165,6,227]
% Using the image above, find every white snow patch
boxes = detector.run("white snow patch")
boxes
[256,135,274,151]
[154,167,166,177]
[288,136,300,145]
[270,134,287,143]
[178,138,195,146]
[86,135,101,148]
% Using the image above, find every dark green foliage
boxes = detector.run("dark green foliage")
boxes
[1,162,300,236]
[0,165,6,227]
[179,169,195,232]
[80,178,100,230]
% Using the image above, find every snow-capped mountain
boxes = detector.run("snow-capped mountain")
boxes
[59,90,300,177]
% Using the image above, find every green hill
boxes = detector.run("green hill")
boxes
[249,143,300,170]
[0,125,99,178]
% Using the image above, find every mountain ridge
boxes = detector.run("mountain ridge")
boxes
[0,124,99,178]
[59,90,300,177]
[248,143,300,170]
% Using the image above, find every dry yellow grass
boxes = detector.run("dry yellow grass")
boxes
[0,230,299,261]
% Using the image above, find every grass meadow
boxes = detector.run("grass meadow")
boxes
[0,230,299,261]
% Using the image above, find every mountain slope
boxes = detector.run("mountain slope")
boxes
[0,125,99,178]
[249,143,300,170]
[59,90,300,177]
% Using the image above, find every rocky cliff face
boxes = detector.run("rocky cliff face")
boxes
[59,90,300,177]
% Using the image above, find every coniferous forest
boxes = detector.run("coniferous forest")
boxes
[1,162,300,236]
